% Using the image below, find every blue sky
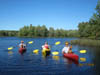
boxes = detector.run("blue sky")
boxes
[0,0,98,30]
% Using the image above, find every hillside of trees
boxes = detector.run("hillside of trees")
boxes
[78,0,100,39]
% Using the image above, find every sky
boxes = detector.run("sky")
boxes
[0,0,98,30]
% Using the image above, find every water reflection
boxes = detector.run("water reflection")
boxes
[19,49,26,55]
[52,56,60,61]
[8,51,13,55]
[80,58,86,62]
[8,50,13,60]
[79,63,94,67]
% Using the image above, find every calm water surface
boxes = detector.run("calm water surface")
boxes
[0,37,100,75]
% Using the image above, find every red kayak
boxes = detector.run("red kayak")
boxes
[19,48,26,54]
[63,53,79,62]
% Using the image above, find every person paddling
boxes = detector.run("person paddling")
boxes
[42,42,51,57]
[62,42,72,54]
[68,45,73,53]
[19,41,26,48]
[42,42,50,50]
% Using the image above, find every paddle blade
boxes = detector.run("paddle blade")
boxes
[33,49,39,54]
[80,50,86,53]
[28,41,34,44]
[52,52,59,55]
[55,41,60,45]
[8,47,14,50]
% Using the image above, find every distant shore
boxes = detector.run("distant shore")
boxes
[71,39,100,47]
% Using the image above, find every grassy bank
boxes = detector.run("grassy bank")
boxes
[71,39,100,47]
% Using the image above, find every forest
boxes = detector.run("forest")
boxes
[18,24,79,38]
[0,30,18,37]
[0,0,100,39]
[78,0,100,39]
[0,25,79,38]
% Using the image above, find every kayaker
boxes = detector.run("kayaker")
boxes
[62,42,71,54]
[68,45,73,53]
[42,42,51,57]
[19,41,26,48]
[42,42,50,50]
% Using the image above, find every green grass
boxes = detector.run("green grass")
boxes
[71,39,100,47]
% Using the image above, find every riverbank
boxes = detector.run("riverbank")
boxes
[71,39,100,47]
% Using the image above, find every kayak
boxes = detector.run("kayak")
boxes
[42,49,51,56]
[63,53,79,62]
[19,48,26,54]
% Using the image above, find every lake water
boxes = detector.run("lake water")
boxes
[0,37,100,75]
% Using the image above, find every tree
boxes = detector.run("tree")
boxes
[41,25,48,37]
[18,26,29,37]
[48,27,55,37]
[28,24,35,37]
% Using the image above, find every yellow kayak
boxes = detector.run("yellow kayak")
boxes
[42,49,51,56]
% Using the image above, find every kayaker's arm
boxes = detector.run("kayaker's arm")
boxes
[18,44,21,48]
[62,47,65,54]
[42,45,44,49]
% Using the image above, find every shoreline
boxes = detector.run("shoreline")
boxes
[71,39,100,47]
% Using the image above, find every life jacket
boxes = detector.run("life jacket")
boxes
[20,44,26,48]
[44,44,49,49]
[21,44,23,48]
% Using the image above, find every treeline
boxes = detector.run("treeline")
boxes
[0,25,79,38]
[0,30,18,37]
[18,24,79,37]
[78,0,100,39]
[1,0,100,38]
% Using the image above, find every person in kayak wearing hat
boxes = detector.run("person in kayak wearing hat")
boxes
[62,41,72,54]
[42,42,50,50]
[19,41,26,48]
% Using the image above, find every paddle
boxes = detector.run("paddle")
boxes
[79,50,86,53]
[51,41,61,55]
[52,50,87,56]
[8,41,34,50]
[33,49,39,54]
[27,41,34,44]
[32,41,61,54]
[8,47,14,50]
[52,51,59,55]
[54,41,87,55]
[55,41,61,45]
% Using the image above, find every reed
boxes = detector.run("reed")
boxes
[71,39,100,47]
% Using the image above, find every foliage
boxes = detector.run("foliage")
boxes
[18,24,79,38]
[0,30,18,37]
[78,0,100,39]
